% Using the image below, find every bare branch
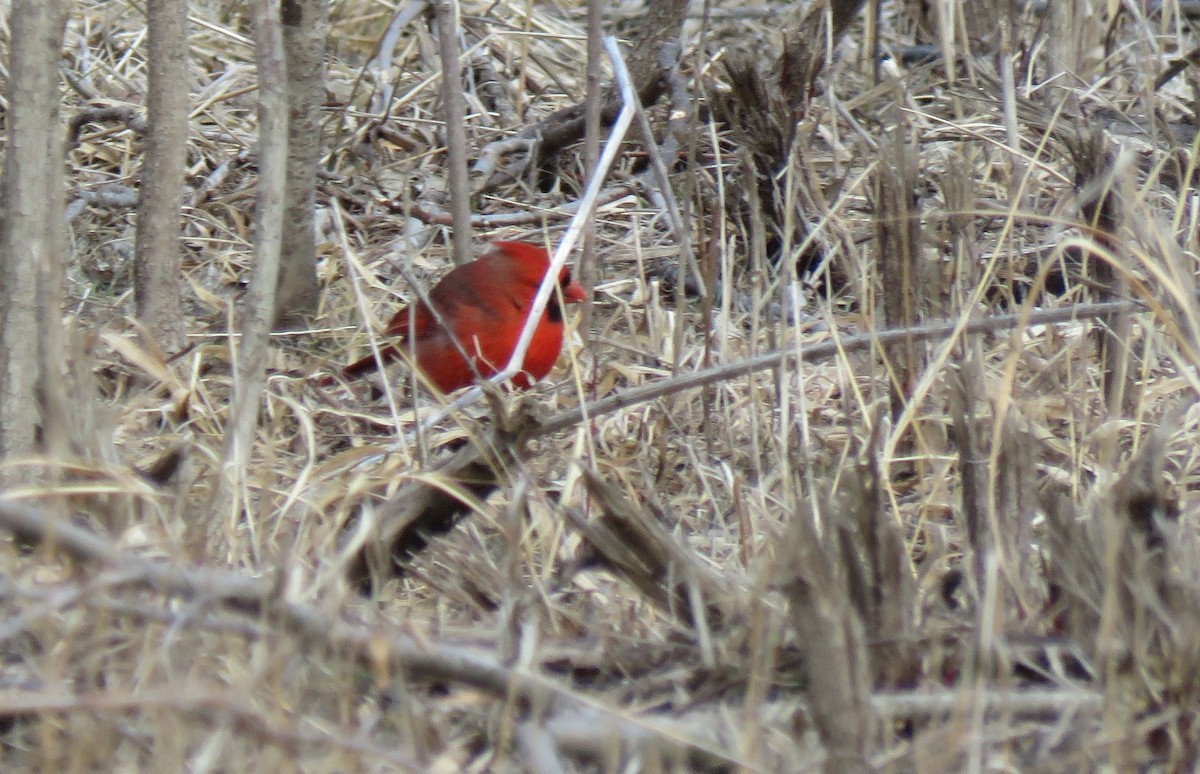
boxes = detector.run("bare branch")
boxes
[210,0,289,522]
[433,0,473,264]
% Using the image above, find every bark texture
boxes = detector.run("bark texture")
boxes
[0,0,67,464]
[135,0,190,352]
[273,0,329,328]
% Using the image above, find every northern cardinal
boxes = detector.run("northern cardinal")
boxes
[340,240,586,392]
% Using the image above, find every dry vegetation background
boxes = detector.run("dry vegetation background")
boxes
[8,0,1200,771]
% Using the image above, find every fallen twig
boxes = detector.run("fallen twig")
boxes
[0,496,743,770]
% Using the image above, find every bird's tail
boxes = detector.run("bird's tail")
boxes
[340,346,399,380]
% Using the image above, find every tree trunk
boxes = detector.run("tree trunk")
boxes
[135,0,189,353]
[0,0,67,465]
[273,0,329,330]
[210,0,288,525]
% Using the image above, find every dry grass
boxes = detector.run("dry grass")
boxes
[6,0,1200,770]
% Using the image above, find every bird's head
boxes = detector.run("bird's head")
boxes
[490,240,586,305]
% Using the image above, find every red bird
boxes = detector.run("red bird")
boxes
[341,240,586,392]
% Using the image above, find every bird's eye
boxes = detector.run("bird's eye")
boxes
[559,269,573,287]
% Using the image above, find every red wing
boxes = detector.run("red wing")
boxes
[381,302,427,338]
[412,258,513,337]
[378,255,503,337]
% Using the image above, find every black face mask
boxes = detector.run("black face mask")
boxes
[546,270,574,323]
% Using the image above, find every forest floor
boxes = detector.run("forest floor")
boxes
[6,0,1200,771]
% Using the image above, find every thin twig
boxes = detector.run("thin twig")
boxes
[579,0,605,346]
[489,37,636,397]
[408,182,636,226]
[609,38,705,297]
[336,294,1142,465]
[341,298,1149,486]
[433,0,473,264]
[539,297,1153,436]
[871,689,1102,718]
